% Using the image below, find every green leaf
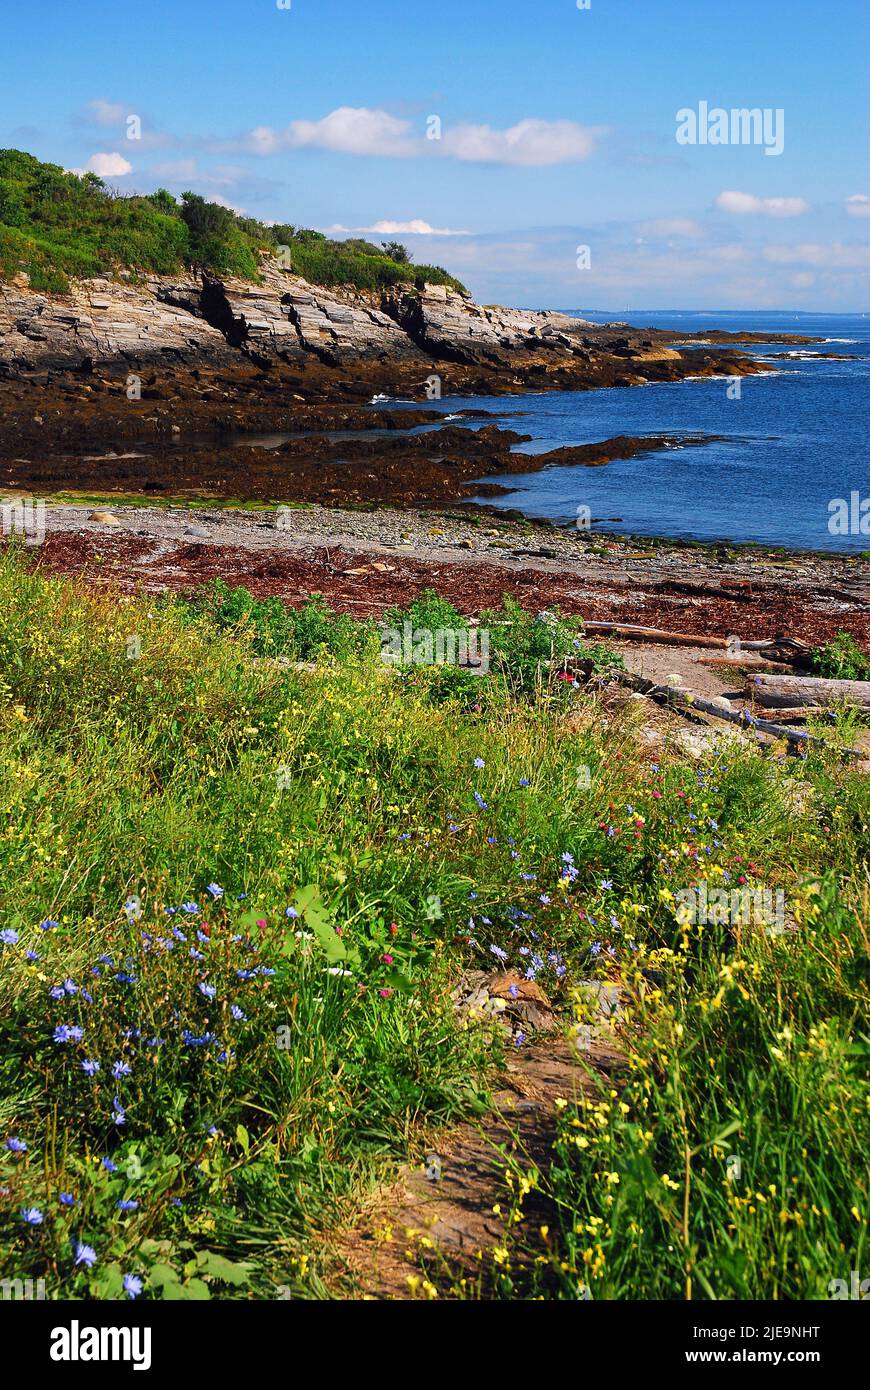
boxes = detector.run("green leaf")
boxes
[380,968,413,994]
[303,898,347,963]
[236,1124,250,1155]
[294,884,320,915]
[147,1262,178,1290]
[91,1263,124,1299]
[177,1277,211,1300]
[196,1250,251,1286]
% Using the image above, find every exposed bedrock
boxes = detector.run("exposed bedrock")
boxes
[0,256,776,390]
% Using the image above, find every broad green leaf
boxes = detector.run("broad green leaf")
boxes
[196,1250,251,1286]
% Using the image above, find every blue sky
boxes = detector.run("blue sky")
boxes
[2,0,868,308]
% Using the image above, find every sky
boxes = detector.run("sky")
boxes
[1,0,868,309]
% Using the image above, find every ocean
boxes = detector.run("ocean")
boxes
[418,311,870,553]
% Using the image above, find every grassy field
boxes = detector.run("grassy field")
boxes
[0,546,866,1300]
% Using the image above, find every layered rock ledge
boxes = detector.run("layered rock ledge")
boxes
[1,258,771,392]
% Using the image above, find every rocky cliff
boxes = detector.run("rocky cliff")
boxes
[0,256,661,383]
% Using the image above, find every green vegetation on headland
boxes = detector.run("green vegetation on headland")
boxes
[0,149,467,296]
[0,548,866,1300]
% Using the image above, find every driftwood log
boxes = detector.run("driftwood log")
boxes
[582,621,725,648]
[751,674,870,709]
[572,664,864,760]
[582,623,813,666]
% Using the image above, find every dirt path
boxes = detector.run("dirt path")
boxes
[332,984,625,1300]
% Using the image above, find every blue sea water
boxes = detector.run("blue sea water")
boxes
[408,311,870,553]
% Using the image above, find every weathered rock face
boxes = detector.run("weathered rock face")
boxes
[381,287,599,366]
[0,259,602,377]
[158,263,430,369]
[0,274,237,374]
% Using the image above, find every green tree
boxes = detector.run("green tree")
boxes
[381,240,410,264]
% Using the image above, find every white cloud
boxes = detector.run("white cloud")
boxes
[232,107,416,159]
[84,152,133,177]
[846,194,870,219]
[219,108,602,166]
[715,190,810,217]
[341,218,471,237]
[368,218,469,236]
[440,118,602,166]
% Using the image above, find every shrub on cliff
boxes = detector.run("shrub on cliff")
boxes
[0,150,188,291]
[178,192,263,280]
[0,147,468,295]
[283,232,466,294]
